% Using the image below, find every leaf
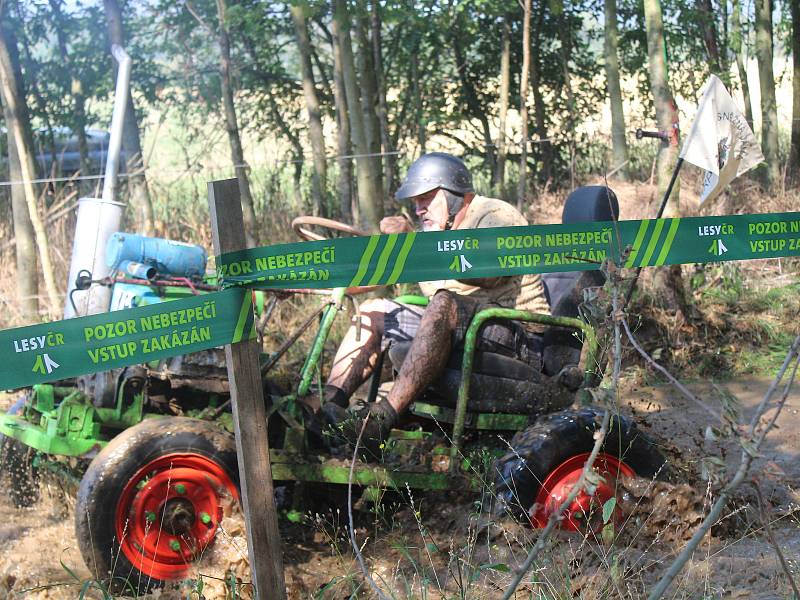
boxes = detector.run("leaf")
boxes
[740,438,761,458]
[700,455,727,482]
[481,563,510,572]
[59,551,81,583]
[602,497,617,524]
[601,521,615,545]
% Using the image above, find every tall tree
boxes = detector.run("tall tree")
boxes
[332,0,383,231]
[731,0,754,126]
[355,9,384,200]
[643,0,688,314]
[371,0,394,193]
[0,18,60,317]
[328,15,353,221]
[450,7,495,177]
[47,0,91,193]
[530,4,551,183]
[552,0,577,188]
[103,0,155,235]
[696,0,722,74]
[643,0,680,214]
[604,0,629,179]
[214,0,258,246]
[755,0,779,189]
[790,0,800,179]
[494,15,511,191]
[2,105,38,320]
[518,0,531,209]
[409,32,426,154]
[290,4,328,216]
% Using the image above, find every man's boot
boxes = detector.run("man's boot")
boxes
[300,385,350,448]
[321,398,398,460]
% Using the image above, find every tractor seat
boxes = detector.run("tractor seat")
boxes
[387,340,575,415]
[389,185,620,416]
[540,186,619,374]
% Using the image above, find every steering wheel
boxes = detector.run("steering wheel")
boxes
[291,216,369,241]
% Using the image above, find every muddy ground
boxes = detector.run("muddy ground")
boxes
[0,377,798,599]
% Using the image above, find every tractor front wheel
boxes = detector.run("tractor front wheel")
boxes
[493,407,667,532]
[75,417,239,595]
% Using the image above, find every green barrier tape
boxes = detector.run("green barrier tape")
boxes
[0,288,255,390]
[2,211,799,391]
[217,212,800,288]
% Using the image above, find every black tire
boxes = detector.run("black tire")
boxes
[75,417,239,595]
[492,406,668,519]
[0,395,40,508]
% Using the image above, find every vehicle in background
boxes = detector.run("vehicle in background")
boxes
[0,126,128,181]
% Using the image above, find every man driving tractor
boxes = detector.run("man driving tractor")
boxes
[310,152,550,452]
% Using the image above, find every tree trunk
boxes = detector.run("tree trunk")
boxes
[643,0,687,314]
[355,10,384,200]
[266,90,305,210]
[697,0,722,74]
[103,0,155,235]
[214,0,257,246]
[371,0,395,194]
[791,0,800,181]
[754,0,780,190]
[531,6,551,183]
[332,0,383,231]
[552,0,577,189]
[330,16,353,222]
[450,16,495,178]
[309,43,334,102]
[604,0,629,180]
[12,1,55,177]
[290,4,328,216]
[517,0,531,210]
[410,34,426,154]
[1,97,38,320]
[48,0,91,195]
[643,0,680,215]
[494,16,511,192]
[731,0,754,127]
[0,23,60,317]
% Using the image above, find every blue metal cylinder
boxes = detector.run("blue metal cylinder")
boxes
[105,233,207,278]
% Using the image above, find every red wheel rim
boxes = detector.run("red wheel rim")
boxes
[531,452,634,532]
[115,453,238,581]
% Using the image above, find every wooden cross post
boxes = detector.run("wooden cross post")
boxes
[208,179,286,599]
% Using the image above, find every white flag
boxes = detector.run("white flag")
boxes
[679,74,764,204]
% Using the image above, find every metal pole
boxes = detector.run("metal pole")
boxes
[101,45,131,203]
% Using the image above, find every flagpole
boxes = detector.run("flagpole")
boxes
[623,157,684,307]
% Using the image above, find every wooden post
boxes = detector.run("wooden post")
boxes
[208,179,286,599]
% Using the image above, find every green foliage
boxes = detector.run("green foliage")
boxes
[0,0,794,213]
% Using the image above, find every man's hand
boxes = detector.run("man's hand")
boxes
[380,215,414,234]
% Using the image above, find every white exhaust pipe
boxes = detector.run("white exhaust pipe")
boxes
[101,45,131,204]
[63,45,130,318]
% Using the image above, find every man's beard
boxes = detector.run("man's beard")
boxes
[420,219,442,232]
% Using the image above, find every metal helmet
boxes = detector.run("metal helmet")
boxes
[395,152,474,201]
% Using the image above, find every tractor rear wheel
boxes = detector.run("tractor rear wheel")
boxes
[75,417,239,595]
[492,406,667,531]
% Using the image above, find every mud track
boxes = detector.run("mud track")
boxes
[0,378,797,598]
